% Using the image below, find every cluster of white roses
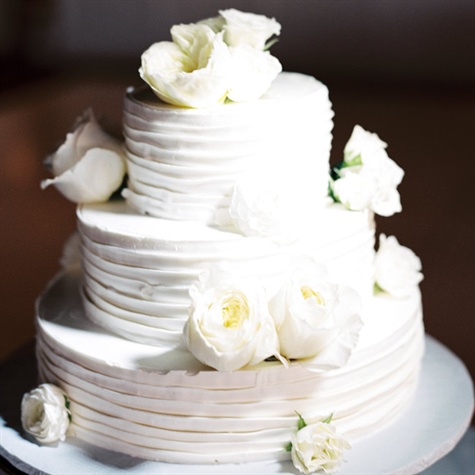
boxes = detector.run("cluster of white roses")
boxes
[183,257,363,373]
[328,126,423,299]
[330,125,404,217]
[139,9,282,108]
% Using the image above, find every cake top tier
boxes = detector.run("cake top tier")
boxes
[122,72,334,234]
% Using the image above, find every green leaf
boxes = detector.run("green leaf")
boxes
[296,411,307,431]
[343,153,363,168]
[321,413,333,424]
[64,395,72,422]
[328,176,339,203]
[285,442,293,452]
[374,282,384,294]
[330,161,344,180]
[264,38,279,50]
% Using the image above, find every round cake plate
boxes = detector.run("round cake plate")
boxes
[0,336,473,475]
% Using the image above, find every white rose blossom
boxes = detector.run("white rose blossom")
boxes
[140,24,232,108]
[374,234,423,298]
[21,383,71,444]
[290,414,351,474]
[217,8,281,50]
[269,258,363,371]
[59,232,82,272]
[330,125,404,217]
[41,109,126,203]
[183,269,283,372]
[204,9,282,102]
[227,45,282,102]
[140,9,281,108]
[228,169,303,243]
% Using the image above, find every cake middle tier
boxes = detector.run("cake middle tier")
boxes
[122,72,334,226]
[78,201,375,347]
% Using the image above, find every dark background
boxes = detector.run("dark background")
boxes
[1,0,474,424]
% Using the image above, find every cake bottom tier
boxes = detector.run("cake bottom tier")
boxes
[35,272,424,465]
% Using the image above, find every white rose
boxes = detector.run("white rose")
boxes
[140,24,232,108]
[226,45,282,102]
[40,109,126,203]
[369,175,403,216]
[183,269,282,372]
[59,232,81,272]
[270,258,363,370]
[331,125,404,217]
[330,168,374,212]
[198,15,225,34]
[291,418,350,474]
[332,164,403,216]
[343,124,388,166]
[21,383,71,444]
[218,9,281,50]
[374,234,423,298]
[229,174,293,241]
[227,166,308,244]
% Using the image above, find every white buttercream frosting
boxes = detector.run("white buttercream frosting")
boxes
[122,72,333,227]
[77,200,375,346]
[36,272,424,464]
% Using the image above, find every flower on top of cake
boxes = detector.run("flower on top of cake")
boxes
[288,413,351,474]
[139,9,282,108]
[183,258,363,372]
[21,383,72,444]
[374,234,423,298]
[41,109,127,204]
[330,125,404,217]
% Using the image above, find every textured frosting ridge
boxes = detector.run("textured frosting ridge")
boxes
[78,200,375,346]
[37,272,424,464]
[122,72,334,226]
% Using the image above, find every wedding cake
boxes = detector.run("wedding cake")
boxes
[22,9,424,474]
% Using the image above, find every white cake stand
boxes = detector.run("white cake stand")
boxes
[0,336,473,475]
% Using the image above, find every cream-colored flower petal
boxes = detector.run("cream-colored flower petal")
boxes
[301,312,364,371]
[227,46,282,102]
[21,384,70,444]
[344,124,388,165]
[140,41,191,87]
[374,234,423,297]
[331,170,374,212]
[140,29,232,108]
[184,317,258,372]
[41,148,126,203]
[197,14,225,33]
[270,259,362,369]
[47,109,121,176]
[171,23,215,69]
[291,420,350,474]
[184,269,281,371]
[219,9,281,50]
